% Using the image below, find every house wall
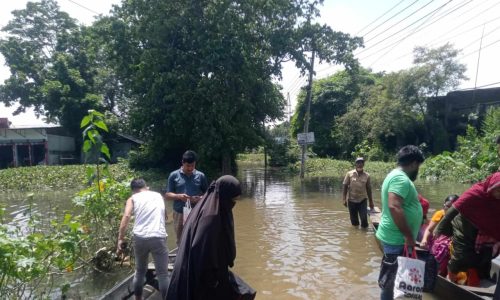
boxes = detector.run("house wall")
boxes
[47,134,76,165]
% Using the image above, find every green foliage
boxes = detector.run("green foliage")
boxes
[73,179,130,251]
[95,0,361,172]
[75,112,131,258]
[236,152,265,164]
[266,122,299,167]
[0,196,87,298]
[295,45,467,159]
[421,107,500,182]
[0,162,158,192]
[293,157,394,179]
[291,69,371,157]
[0,0,109,137]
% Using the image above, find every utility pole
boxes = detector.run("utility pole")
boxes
[287,92,291,123]
[300,49,315,179]
[472,24,485,105]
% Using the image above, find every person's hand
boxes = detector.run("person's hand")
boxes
[116,239,126,255]
[369,203,374,211]
[405,235,416,249]
[178,194,190,201]
[343,200,347,207]
[420,239,428,249]
[493,242,500,257]
[190,195,201,203]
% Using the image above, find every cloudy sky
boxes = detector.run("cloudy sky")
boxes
[2,0,500,126]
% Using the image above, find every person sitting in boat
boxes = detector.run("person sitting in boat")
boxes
[116,178,169,300]
[421,194,459,249]
[167,175,256,300]
[420,194,459,276]
[434,172,500,285]
[416,194,430,242]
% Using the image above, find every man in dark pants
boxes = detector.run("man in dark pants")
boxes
[342,157,374,228]
[376,145,425,300]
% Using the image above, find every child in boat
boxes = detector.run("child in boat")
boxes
[420,194,459,276]
[416,194,430,242]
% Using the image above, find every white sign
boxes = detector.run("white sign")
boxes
[297,132,315,145]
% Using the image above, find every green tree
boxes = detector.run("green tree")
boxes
[98,0,361,173]
[333,71,423,159]
[291,68,374,157]
[0,0,106,138]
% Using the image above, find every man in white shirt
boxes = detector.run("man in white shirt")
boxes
[117,178,169,300]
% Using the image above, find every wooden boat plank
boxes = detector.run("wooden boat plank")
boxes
[434,275,491,300]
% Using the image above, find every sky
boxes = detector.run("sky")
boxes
[1,0,500,126]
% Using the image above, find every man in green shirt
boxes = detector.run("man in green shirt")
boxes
[376,145,425,300]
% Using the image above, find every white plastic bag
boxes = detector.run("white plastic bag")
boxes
[183,199,192,225]
[393,248,426,299]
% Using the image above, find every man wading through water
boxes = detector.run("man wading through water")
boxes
[376,145,425,300]
[342,157,374,228]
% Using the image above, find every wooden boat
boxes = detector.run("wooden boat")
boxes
[99,248,177,300]
[368,207,498,300]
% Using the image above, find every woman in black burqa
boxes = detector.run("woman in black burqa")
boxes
[167,175,250,300]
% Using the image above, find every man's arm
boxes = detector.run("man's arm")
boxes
[165,173,189,202]
[117,197,133,254]
[366,176,374,210]
[434,206,459,237]
[342,173,350,207]
[342,184,349,207]
[388,192,415,247]
[165,191,189,202]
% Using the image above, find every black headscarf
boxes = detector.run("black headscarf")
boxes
[167,175,242,300]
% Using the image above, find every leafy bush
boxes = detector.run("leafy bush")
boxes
[421,107,500,182]
[0,196,86,298]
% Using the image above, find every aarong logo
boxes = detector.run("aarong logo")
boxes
[409,267,422,285]
[398,281,423,299]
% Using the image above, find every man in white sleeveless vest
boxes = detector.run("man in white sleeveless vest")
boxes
[117,178,169,299]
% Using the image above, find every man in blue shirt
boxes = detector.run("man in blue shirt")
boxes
[166,150,208,246]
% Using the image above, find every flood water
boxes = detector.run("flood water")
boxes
[231,163,470,300]
[0,162,472,299]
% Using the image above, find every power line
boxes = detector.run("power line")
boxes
[460,37,500,59]
[63,0,100,15]
[357,0,452,58]
[364,0,468,63]
[458,23,500,53]
[368,0,448,68]
[391,4,500,63]
[455,81,500,91]
[424,0,500,46]
[364,0,435,44]
[356,0,406,36]
[361,0,421,39]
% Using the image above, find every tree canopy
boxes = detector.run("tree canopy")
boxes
[96,0,362,172]
[0,0,107,137]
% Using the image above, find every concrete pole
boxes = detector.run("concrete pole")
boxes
[300,49,315,179]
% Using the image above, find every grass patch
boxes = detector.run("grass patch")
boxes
[0,162,167,192]
[236,153,265,164]
[288,158,396,179]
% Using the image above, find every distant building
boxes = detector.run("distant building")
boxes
[0,118,144,169]
[0,121,76,168]
[427,87,500,151]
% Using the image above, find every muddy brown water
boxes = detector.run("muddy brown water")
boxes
[1,163,471,299]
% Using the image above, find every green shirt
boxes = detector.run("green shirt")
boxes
[375,168,422,246]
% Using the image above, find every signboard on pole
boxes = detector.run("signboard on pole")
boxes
[297,132,315,145]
